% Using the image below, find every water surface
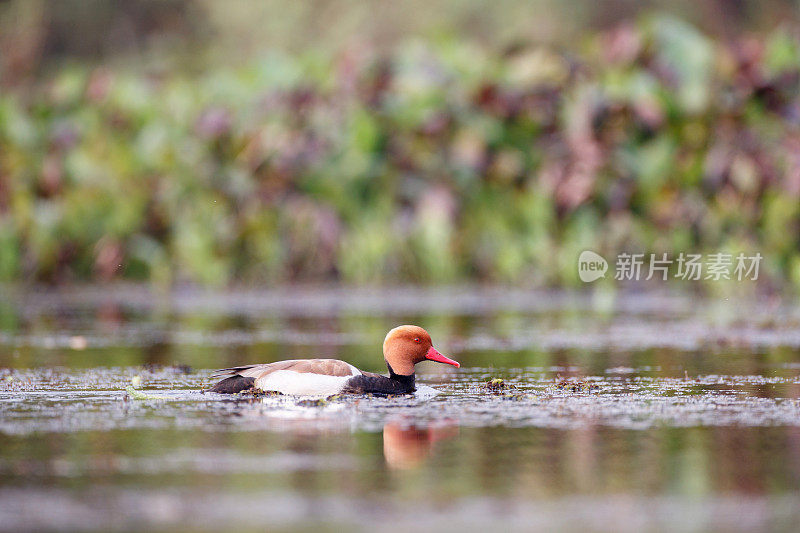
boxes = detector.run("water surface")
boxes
[1,286,799,531]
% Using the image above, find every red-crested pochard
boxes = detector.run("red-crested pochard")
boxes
[209,325,459,396]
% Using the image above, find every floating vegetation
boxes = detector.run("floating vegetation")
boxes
[223,389,284,403]
[247,389,283,397]
[296,398,329,407]
[500,392,527,401]
[553,377,600,393]
[483,378,518,393]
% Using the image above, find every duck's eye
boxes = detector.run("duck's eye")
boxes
[413,337,421,343]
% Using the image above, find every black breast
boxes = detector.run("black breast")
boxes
[342,370,415,395]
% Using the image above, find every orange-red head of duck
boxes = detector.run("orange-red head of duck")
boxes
[382,325,460,376]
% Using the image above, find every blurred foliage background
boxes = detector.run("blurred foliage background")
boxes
[2,0,800,288]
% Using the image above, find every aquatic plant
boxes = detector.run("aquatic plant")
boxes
[483,378,517,391]
[124,385,165,400]
[1,16,799,288]
[553,377,600,392]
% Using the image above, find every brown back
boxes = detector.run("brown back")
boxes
[216,359,356,379]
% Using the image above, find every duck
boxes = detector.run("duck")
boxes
[208,325,459,396]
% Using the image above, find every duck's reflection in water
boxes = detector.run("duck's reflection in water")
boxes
[382,419,458,469]
[220,401,459,470]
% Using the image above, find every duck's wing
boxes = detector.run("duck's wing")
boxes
[210,365,262,378]
[212,359,360,379]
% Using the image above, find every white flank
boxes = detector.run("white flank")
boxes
[255,368,357,397]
